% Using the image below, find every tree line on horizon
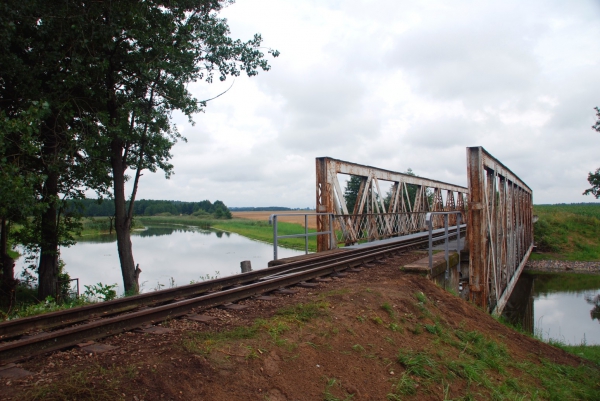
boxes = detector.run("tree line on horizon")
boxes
[72,198,232,219]
[0,0,278,303]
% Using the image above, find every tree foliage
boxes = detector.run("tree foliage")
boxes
[344,176,364,214]
[583,107,600,199]
[69,198,232,218]
[0,0,277,297]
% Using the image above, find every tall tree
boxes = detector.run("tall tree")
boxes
[1,1,111,299]
[344,176,363,214]
[583,107,600,198]
[80,0,278,294]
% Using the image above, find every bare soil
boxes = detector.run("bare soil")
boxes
[1,252,591,401]
[231,211,318,229]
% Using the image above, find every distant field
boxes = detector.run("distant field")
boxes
[532,203,600,261]
[232,211,318,229]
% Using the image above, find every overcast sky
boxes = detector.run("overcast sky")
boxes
[135,0,600,207]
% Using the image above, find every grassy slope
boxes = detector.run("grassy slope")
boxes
[20,283,600,400]
[532,204,600,261]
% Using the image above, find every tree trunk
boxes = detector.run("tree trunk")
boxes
[38,170,60,300]
[110,138,139,295]
[1,217,16,305]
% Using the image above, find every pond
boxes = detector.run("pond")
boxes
[16,225,305,296]
[503,272,600,345]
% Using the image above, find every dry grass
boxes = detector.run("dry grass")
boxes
[231,211,318,229]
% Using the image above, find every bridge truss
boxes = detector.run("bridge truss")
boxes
[315,157,468,251]
[467,147,533,315]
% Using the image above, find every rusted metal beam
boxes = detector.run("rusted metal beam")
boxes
[315,157,469,251]
[467,146,533,314]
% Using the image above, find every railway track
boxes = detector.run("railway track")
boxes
[0,227,464,364]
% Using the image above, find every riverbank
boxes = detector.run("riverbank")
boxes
[525,259,600,275]
[533,203,600,261]
[2,255,599,400]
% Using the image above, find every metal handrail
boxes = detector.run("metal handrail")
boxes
[426,211,464,280]
[269,213,334,260]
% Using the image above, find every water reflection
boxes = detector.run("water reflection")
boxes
[587,294,600,321]
[503,272,600,344]
[16,224,304,296]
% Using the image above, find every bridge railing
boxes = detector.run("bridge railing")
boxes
[316,157,468,252]
[467,146,533,315]
[426,211,464,277]
[270,213,334,260]
[332,211,447,246]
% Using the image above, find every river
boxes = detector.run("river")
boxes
[503,272,600,345]
[15,224,305,296]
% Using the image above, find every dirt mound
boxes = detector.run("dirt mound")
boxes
[2,252,598,400]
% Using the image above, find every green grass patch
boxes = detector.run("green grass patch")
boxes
[323,377,355,401]
[212,219,318,251]
[525,271,600,293]
[533,204,600,260]
[23,363,136,401]
[182,301,329,354]
[389,321,600,400]
[556,344,600,366]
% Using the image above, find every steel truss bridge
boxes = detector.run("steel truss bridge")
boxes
[315,147,533,315]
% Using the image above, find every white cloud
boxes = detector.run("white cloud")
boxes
[131,0,600,207]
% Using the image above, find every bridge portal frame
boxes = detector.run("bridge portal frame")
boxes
[315,157,468,252]
[467,147,533,315]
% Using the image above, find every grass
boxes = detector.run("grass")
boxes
[323,377,355,401]
[182,301,329,355]
[525,271,600,293]
[387,301,600,401]
[533,203,600,260]
[23,362,137,401]
[557,344,600,366]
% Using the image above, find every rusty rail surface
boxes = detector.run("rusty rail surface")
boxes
[0,229,465,364]
[316,157,468,251]
[467,147,533,315]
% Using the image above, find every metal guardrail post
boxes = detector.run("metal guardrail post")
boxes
[305,214,309,254]
[444,214,449,281]
[270,212,335,261]
[428,214,433,268]
[426,211,464,276]
[273,215,278,261]
[456,213,462,274]
[329,213,334,250]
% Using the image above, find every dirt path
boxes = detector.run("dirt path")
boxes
[2,252,596,400]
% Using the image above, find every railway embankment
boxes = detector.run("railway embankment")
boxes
[1,251,598,400]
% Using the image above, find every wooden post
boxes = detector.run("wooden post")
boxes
[240,260,252,273]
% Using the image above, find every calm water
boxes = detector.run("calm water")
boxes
[533,286,600,345]
[504,272,600,345]
[16,225,305,295]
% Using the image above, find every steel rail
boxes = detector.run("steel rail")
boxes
[0,227,463,340]
[0,227,463,341]
[0,227,465,364]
